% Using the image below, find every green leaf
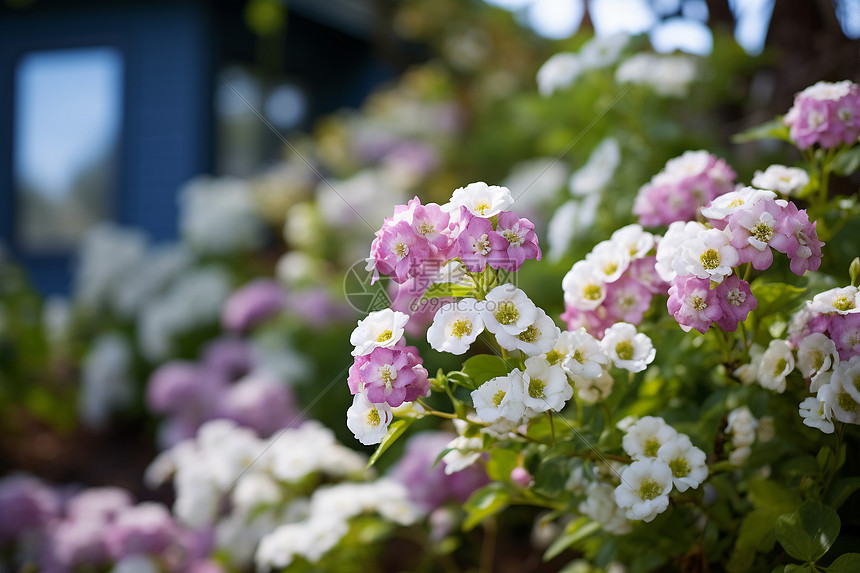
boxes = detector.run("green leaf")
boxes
[733,118,792,144]
[421,282,474,301]
[533,456,570,498]
[827,553,860,572]
[748,478,802,512]
[750,281,808,317]
[736,508,783,552]
[366,419,415,468]
[462,354,511,386]
[462,485,510,530]
[775,500,841,562]
[849,257,860,287]
[446,371,478,390]
[485,448,519,481]
[831,146,860,176]
[783,565,815,573]
[824,477,860,510]
[543,517,602,561]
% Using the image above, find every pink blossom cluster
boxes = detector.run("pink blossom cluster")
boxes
[0,476,210,573]
[633,150,736,227]
[348,343,429,407]
[788,286,860,361]
[656,188,823,334]
[147,337,301,447]
[561,225,666,338]
[366,183,541,285]
[784,80,860,149]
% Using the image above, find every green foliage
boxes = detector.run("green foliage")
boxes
[732,118,792,144]
[462,354,510,386]
[366,419,415,468]
[462,485,510,531]
[775,501,840,563]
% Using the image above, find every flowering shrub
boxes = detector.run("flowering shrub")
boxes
[343,77,860,572]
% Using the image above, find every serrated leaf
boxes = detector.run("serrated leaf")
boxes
[827,553,860,573]
[366,419,414,468]
[775,500,841,562]
[462,485,510,530]
[832,146,860,176]
[543,517,602,561]
[421,282,474,301]
[733,118,792,144]
[462,354,511,386]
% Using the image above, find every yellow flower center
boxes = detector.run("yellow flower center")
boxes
[528,378,546,399]
[394,242,409,258]
[838,392,857,413]
[615,340,634,361]
[669,457,690,478]
[751,222,774,243]
[475,201,492,215]
[376,329,393,343]
[691,295,707,312]
[700,248,721,270]
[773,358,787,377]
[492,390,507,407]
[834,296,855,312]
[494,302,520,325]
[517,325,539,343]
[644,438,661,458]
[638,478,662,501]
[450,319,473,339]
[367,408,381,427]
[583,284,603,300]
[545,350,564,365]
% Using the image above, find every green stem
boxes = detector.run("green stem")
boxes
[547,411,556,445]
[416,398,460,420]
[742,262,752,282]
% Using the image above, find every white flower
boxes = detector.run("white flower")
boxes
[520,357,572,415]
[536,52,581,96]
[494,307,560,356]
[616,54,697,97]
[110,556,160,573]
[502,157,569,212]
[579,481,632,534]
[811,286,860,315]
[600,322,656,373]
[654,221,706,282]
[729,446,752,466]
[833,355,860,406]
[256,517,349,569]
[756,339,794,393]
[700,186,776,222]
[426,299,484,355]
[752,165,810,196]
[232,472,283,513]
[586,240,631,283]
[576,368,614,403]
[350,309,409,357]
[799,395,835,434]
[548,196,601,262]
[818,375,860,424]
[471,371,526,423]
[726,407,757,448]
[622,416,679,460]
[674,227,738,284]
[579,33,630,69]
[798,80,855,101]
[346,393,393,446]
[442,431,484,475]
[569,138,621,197]
[481,284,537,335]
[443,181,513,218]
[79,333,134,428]
[559,329,609,381]
[797,333,839,388]
[562,260,607,311]
[613,459,673,522]
[611,224,654,260]
[656,435,708,492]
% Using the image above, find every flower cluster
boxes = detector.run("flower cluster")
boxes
[614,417,708,522]
[366,182,541,285]
[784,80,860,149]
[346,309,430,443]
[657,187,823,333]
[536,34,630,96]
[633,150,736,227]
[561,224,665,337]
[147,336,302,446]
[0,475,194,573]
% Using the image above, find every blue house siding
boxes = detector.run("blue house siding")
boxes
[0,1,213,294]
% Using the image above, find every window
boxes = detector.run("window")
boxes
[14,46,123,253]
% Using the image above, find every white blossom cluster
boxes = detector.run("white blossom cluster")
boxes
[536,34,631,96]
[615,53,698,97]
[145,419,394,570]
[613,417,708,522]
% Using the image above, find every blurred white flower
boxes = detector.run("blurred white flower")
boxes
[579,481,632,534]
[751,165,810,196]
[756,339,794,393]
[536,52,581,96]
[569,137,621,197]
[616,54,697,97]
[79,333,133,428]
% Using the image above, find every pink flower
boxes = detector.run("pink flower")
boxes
[221,279,286,332]
[146,362,226,421]
[369,220,431,284]
[488,211,541,272]
[728,198,785,271]
[409,200,452,252]
[714,275,757,332]
[770,202,823,276]
[220,373,302,437]
[628,256,670,295]
[352,343,428,407]
[634,151,736,227]
[604,275,653,325]
[457,210,495,272]
[830,314,860,360]
[667,275,722,334]
[785,81,860,149]
[560,304,615,339]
